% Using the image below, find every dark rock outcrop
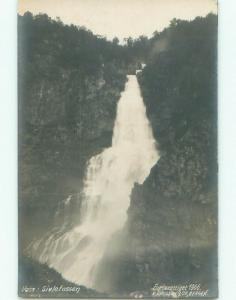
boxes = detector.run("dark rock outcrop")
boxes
[18,256,106,298]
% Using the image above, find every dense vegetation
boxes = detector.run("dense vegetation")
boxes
[19,11,217,297]
[95,14,218,297]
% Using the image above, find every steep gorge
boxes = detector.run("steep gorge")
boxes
[18,12,218,298]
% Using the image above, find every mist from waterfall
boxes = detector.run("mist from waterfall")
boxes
[29,75,159,290]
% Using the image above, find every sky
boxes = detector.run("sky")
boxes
[18,0,217,41]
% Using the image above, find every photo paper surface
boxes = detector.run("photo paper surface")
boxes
[18,0,218,298]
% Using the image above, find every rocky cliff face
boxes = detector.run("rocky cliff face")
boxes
[18,13,127,249]
[95,15,217,296]
[18,12,218,297]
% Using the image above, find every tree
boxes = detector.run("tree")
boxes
[112,37,119,45]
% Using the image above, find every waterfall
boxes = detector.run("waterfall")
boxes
[29,75,159,290]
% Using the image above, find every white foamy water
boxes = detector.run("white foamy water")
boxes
[30,75,159,289]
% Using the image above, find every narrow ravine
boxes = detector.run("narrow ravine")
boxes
[30,75,159,290]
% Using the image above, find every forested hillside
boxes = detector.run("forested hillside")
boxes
[95,14,218,296]
[18,12,130,248]
[18,11,217,298]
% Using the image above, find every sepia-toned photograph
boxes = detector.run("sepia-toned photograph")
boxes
[18,0,218,298]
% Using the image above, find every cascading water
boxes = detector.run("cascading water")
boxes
[29,75,159,290]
